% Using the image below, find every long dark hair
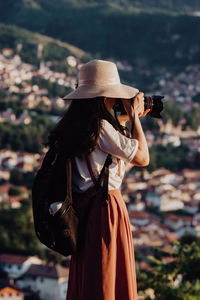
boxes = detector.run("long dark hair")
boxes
[45,97,128,158]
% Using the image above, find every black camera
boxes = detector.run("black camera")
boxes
[113,95,164,118]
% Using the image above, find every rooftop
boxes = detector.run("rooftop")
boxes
[129,210,150,220]
[0,254,30,265]
[25,263,69,279]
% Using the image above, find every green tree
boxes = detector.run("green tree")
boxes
[0,199,45,259]
[8,186,23,196]
[137,240,200,299]
[162,101,184,127]
[147,143,190,172]
[10,170,24,185]
[0,115,54,153]
[192,93,200,104]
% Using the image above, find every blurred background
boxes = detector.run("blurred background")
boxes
[0,1,200,299]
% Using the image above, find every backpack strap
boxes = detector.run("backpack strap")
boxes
[41,147,57,169]
[54,158,72,217]
[99,155,112,206]
[66,159,72,203]
[56,153,112,218]
[85,156,98,186]
[85,154,112,206]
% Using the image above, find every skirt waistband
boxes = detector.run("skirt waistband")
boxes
[108,188,121,195]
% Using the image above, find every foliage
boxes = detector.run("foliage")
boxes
[0,198,45,259]
[0,99,27,117]
[0,115,54,153]
[29,76,71,98]
[0,22,87,73]
[0,195,68,264]
[19,42,40,66]
[179,233,200,246]
[137,240,200,299]
[10,170,35,189]
[8,186,23,196]
[184,106,200,131]
[1,4,200,91]
[142,115,160,133]
[161,100,184,126]
[0,23,86,58]
[147,143,190,172]
[42,42,71,61]
[159,100,200,130]
[192,93,200,104]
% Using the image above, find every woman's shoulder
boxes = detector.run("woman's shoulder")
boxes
[101,118,113,128]
[99,118,138,163]
[101,119,118,134]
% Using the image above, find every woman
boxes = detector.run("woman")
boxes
[47,60,150,300]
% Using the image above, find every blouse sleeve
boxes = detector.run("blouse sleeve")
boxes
[98,119,139,163]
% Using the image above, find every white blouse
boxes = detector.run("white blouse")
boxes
[49,119,139,215]
[72,119,139,192]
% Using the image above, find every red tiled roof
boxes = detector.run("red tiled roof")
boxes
[153,168,172,177]
[132,200,144,205]
[17,186,29,193]
[6,196,22,203]
[149,220,169,231]
[166,232,178,242]
[129,210,150,220]
[138,261,152,271]
[0,183,10,194]
[133,229,147,236]
[1,157,10,163]
[0,286,23,295]
[15,162,24,168]
[181,216,193,221]
[182,169,200,178]
[184,201,198,207]
[0,254,30,264]
[162,257,177,264]
[193,213,200,222]
[165,214,193,222]
[25,264,69,279]
[165,214,180,222]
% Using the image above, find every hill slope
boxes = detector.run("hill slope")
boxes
[0,23,87,60]
[0,1,200,76]
[1,0,200,16]
[1,1,200,91]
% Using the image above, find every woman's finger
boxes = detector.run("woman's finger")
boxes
[142,109,151,117]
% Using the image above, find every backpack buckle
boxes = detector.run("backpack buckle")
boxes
[102,194,111,207]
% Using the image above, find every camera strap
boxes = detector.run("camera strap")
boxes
[130,108,135,135]
[113,100,136,136]
[130,98,136,135]
[113,108,122,130]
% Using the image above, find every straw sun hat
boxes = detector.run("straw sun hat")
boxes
[63,59,139,100]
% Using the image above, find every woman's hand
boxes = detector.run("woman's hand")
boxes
[133,92,145,117]
[118,114,129,126]
[122,92,150,118]
[121,93,150,167]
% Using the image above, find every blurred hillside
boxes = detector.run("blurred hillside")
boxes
[0,23,88,64]
[1,0,200,15]
[0,1,200,91]
[1,2,200,298]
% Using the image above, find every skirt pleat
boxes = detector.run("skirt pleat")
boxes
[66,189,138,300]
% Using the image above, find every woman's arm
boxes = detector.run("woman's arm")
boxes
[122,92,150,167]
[130,112,149,166]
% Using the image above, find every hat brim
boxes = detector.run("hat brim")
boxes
[62,83,139,100]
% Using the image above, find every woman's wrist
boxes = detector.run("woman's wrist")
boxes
[128,108,140,124]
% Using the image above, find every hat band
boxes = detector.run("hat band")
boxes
[79,78,120,86]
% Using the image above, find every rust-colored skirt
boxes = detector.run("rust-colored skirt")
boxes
[66,189,138,300]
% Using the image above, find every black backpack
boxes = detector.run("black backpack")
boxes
[32,146,112,257]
